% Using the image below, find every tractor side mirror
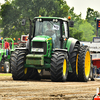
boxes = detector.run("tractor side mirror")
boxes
[69,21,74,27]
[21,19,26,26]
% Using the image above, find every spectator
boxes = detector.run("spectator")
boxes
[4,39,10,55]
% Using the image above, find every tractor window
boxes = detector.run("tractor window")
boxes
[63,22,68,38]
[35,20,61,48]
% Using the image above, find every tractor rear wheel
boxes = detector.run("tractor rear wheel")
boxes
[78,46,91,82]
[11,50,28,80]
[67,44,79,81]
[50,51,69,82]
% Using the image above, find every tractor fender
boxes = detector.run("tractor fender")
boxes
[53,49,68,53]
[66,37,80,55]
[53,49,69,64]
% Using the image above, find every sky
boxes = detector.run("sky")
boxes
[66,0,100,19]
[0,0,5,4]
[0,0,100,19]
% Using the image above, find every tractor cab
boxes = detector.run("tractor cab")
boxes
[33,17,70,49]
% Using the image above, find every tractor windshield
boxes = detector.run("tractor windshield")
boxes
[35,20,61,48]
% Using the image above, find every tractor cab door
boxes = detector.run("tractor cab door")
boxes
[61,21,69,49]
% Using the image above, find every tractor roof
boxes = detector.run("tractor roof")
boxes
[34,16,68,22]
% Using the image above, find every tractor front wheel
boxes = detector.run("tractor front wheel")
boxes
[11,50,28,80]
[50,51,69,82]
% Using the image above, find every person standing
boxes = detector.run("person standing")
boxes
[4,39,10,55]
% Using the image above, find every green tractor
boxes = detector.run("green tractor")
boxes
[11,17,92,82]
[0,38,15,73]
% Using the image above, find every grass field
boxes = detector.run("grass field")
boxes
[0,73,12,76]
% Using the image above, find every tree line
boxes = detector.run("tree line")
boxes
[0,0,100,42]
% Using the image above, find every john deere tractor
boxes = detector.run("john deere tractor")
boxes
[0,38,15,73]
[11,17,92,82]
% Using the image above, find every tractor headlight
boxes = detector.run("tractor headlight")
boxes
[32,48,44,52]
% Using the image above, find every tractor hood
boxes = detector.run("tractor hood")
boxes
[31,35,52,58]
[32,35,52,42]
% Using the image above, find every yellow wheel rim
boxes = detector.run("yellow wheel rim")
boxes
[24,68,27,74]
[63,59,67,76]
[76,54,78,75]
[85,51,90,77]
[38,69,41,73]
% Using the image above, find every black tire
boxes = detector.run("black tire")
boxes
[50,51,69,82]
[27,68,41,80]
[89,64,95,81]
[67,44,79,81]
[78,46,91,82]
[11,50,28,80]
[9,51,15,73]
[93,66,97,78]
[4,62,10,73]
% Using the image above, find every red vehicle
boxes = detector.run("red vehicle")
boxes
[18,35,28,47]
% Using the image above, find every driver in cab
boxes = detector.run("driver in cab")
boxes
[46,23,55,36]
[45,23,56,48]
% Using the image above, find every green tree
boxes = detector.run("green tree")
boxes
[79,20,95,41]
[68,7,82,23]
[68,7,84,41]
[69,27,83,41]
[86,7,100,36]
[0,1,22,38]
[86,7,100,25]
[0,0,70,39]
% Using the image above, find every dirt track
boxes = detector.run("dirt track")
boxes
[0,76,100,100]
